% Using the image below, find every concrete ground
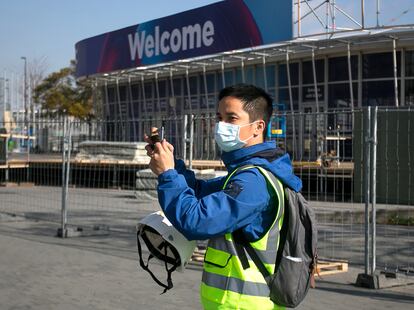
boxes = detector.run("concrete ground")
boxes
[1,185,412,269]
[0,215,413,310]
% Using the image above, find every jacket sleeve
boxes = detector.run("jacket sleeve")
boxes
[157,168,272,241]
[174,159,225,198]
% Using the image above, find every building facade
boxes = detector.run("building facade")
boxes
[75,1,414,160]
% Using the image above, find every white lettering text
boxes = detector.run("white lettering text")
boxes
[128,20,215,61]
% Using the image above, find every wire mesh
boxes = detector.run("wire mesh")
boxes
[0,108,412,273]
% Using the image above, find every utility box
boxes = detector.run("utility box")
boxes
[354,109,414,205]
[0,128,7,165]
[0,137,6,165]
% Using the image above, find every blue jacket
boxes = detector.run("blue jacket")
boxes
[157,141,302,241]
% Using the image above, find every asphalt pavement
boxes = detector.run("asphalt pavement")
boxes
[0,214,413,310]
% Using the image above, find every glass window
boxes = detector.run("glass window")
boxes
[118,85,127,102]
[170,97,182,114]
[302,59,324,84]
[362,52,401,79]
[108,103,117,117]
[405,79,414,106]
[279,87,299,110]
[279,63,299,86]
[130,101,139,118]
[255,65,275,89]
[245,66,254,84]
[106,86,116,103]
[216,71,224,90]
[203,73,216,93]
[190,76,198,94]
[160,98,167,112]
[184,76,198,95]
[267,87,276,101]
[173,78,182,97]
[200,96,208,109]
[328,56,358,82]
[119,102,127,114]
[362,80,399,106]
[235,68,244,83]
[209,96,217,110]
[144,82,153,99]
[191,97,200,111]
[157,80,167,98]
[139,99,145,114]
[328,83,358,109]
[146,99,154,113]
[256,66,265,89]
[266,65,276,88]
[405,51,414,77]
[130,83,140,100]
[302,85,324,102]
[224,70,234,86]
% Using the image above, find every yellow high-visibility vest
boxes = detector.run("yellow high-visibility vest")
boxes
[201,166,285,310]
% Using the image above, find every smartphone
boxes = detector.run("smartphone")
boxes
[150,126,165,147]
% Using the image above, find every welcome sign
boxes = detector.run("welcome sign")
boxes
[75,0,292,77]
[128,21,215,61]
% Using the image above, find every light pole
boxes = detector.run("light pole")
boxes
[21,56,28,133]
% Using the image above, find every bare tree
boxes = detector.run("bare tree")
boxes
[28,56,49,94]
[28,56,49,118]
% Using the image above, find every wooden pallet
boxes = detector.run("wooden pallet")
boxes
[191,250,206,264]
[191,252,349,277]
[317,260,348,276]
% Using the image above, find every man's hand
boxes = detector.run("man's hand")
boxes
[148,139,175,176]
[144,128,174,176]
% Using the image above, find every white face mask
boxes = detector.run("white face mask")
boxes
[214,121,257,152]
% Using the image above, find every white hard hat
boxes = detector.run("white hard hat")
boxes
[136,211,196,292]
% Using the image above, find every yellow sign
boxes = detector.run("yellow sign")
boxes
[271,129,283,135]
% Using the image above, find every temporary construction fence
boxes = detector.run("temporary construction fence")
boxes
[0,108,413,278]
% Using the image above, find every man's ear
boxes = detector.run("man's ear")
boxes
[254,120,266,136]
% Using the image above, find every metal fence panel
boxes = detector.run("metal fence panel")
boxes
[0,120,65,223]
[1,108,412,274]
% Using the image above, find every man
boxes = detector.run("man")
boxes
[145,84,302,309]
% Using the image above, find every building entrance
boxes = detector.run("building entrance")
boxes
[300,104,324,161]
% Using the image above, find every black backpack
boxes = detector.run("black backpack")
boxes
[232,166,318,308]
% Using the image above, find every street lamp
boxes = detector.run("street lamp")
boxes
[21,56,30,182]
[21,56,27,133]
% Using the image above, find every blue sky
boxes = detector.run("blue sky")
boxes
[0,0,217,74]
[1,0,413,76]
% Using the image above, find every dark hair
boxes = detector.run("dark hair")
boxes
[218,84,273,136]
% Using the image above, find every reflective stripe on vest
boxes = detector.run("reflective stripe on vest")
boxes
[201,166,285,310]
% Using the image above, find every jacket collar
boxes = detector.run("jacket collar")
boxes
[221,141,276,170]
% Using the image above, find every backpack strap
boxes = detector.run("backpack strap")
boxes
[232,233,251,270]
[232,229,273,285]
[229,165,285,287]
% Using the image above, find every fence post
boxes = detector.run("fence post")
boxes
[356,106,380,288]
[58,118,72,238]
[370,106,378,275]
[26,126,30,183]
[181,114,194,169]
[364,106,371,275]
[189,114,194,170]
[182,115,188,163]
[5,135,9,183]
